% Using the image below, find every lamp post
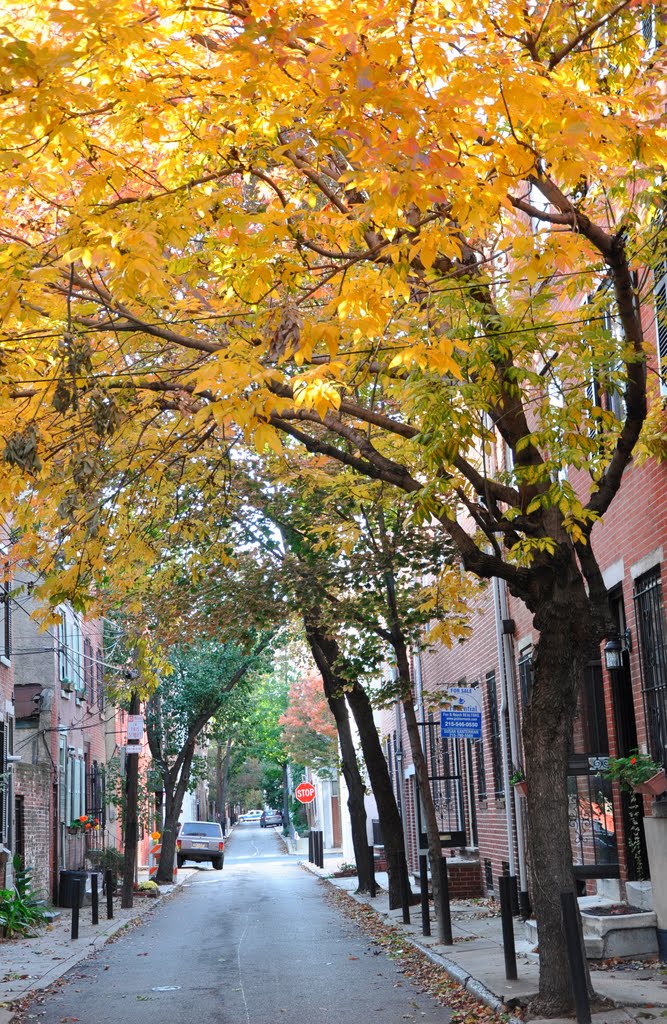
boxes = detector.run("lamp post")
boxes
[604,637,623,671]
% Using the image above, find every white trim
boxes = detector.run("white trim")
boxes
[404,764,416,778]
[0,656,10,669]
[630,547,663,580]
[5,700,13,716]
[517,634,533,652]
[602,558,624,590]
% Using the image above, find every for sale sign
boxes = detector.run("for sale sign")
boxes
[440,687,482,740]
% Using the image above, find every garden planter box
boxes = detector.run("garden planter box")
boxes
[633,770,667,797]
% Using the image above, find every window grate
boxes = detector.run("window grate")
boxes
[633,568,667,766]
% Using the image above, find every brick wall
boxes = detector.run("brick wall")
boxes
[15,762,52,895]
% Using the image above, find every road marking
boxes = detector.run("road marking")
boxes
[236,912,251,1024]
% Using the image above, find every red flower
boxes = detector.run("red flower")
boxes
[630,757,637,764]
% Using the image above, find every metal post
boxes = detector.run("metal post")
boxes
[399,849,410,925]
[368,846,377,898]
[498,875,517,980]
[519,889,531,921]
[419,854,431,936]
[318,831,324,869]
[71,879,81,941]
[105,869,114,919]
[438,857,453,945]
[308,830,313,863]
[91,872,99,926]
[560,891,592,1024]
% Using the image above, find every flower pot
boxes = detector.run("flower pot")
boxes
[633,769,667,797]
[512,780,528,797]
[67,827,82,836]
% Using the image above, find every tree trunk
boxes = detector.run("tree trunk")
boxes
[281,762,290,833]
[344,679,409,909]
[395,642,448,942]
[215,742,223,829]
[222,738,232,829]
[304,616,371,892]
[155,738,197,884]
[524,581,595,1016]
[121,690,140,909]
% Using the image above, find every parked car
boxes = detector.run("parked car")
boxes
[260,809,282,827]
[176,821,224,869]
[238,809,263,823]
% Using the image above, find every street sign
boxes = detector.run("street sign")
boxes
[440,687,482,740]
[295,781,316,804]
[127,715,144,742]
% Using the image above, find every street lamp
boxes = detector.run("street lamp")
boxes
[604,629,631,670]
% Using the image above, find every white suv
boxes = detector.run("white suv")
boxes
[176,821,224,869]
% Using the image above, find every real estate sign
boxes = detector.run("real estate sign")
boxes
[440,687,482,740]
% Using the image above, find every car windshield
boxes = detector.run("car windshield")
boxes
[181,823,221,837]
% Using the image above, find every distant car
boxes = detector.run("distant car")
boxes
[260,810,282,827]
[238,809,263,823]
[176,821,224,869]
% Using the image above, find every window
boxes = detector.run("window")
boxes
[655,257,667,397]
[476,739,487,801]
[58,613,70,685]
[634,567,667,766]
[71,615,83,694]
[486,671,503,798]
[0,567,10,664]
[518,649,533,715]
[96,651,105,708]
[84,638,94,704]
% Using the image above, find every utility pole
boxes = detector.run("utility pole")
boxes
[121,689,140,909]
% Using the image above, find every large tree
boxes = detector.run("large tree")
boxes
[0,2,665,1011]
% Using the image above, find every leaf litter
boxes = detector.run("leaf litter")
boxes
[321,881,517,1024]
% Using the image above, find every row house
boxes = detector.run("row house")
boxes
[13,575,114,904]
[0,537,15,889]
[375,234,667,911]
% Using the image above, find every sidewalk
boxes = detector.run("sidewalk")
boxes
[0,866,196,1024]
[298,848,667,1024]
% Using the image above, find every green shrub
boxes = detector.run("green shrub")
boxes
[0,856,49,938]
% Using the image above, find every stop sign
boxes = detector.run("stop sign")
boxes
[295,781,316,804]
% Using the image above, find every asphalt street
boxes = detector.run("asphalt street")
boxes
[20,824,452,1024]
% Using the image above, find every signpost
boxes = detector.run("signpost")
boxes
[295,781,316,804]
[440,687,482,740]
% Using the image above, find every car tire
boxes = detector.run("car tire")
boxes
[177,855,184,868]
[212,856,223,870]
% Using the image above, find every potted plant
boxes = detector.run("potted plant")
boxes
[605,750,667,797]
[510,767,527,796]
[67,814,91,835]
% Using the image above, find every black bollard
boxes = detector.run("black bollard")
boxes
[560,891,592,1024]
[398,849,411,925]
[105,869,114,920]
[419,854,431,937]
[91,872,99,926]
[438,857,453,945]
[318,831,324,869]
[309,830,314,863]
[368,846,377,898]
[498,875,517,980]
[71,879,81,940]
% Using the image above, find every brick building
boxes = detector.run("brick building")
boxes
[13,579,108,903]
[0,533,15,889]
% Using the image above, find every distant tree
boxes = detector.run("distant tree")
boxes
[279,670,338,772]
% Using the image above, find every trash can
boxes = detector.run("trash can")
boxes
[58,870,87,908]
